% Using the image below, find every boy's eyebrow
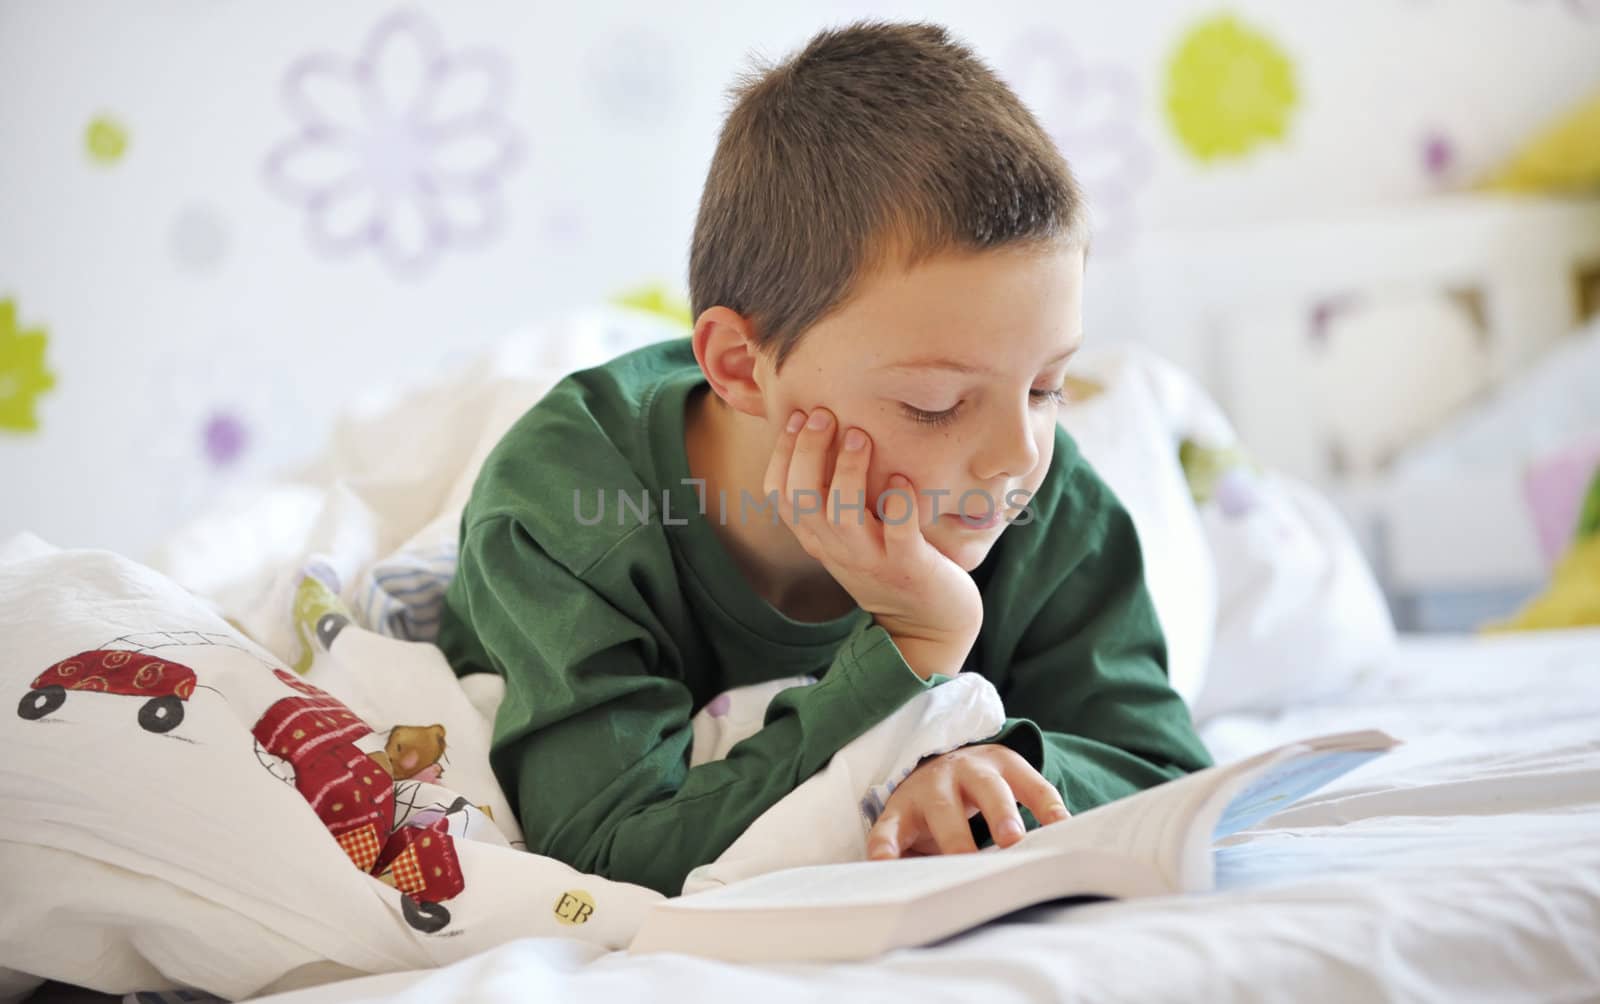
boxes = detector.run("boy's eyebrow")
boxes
[877,344,1081,376]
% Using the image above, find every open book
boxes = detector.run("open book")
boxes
[629,728,1400,963]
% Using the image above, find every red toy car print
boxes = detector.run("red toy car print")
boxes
[17,649,196,733]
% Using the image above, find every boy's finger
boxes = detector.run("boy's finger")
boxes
[921,780,980,855]
[965,769,1027,847]
[827,427,876,544]
[1003,760,1070,825]
[786,409,835,527]
[879,474,924,560]
[763,411,805,518]
[867,810,910,860]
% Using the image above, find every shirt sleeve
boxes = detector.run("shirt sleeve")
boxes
[966,469,1215,840]
[440,515,942,897]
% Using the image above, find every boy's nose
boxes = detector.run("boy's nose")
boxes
[972,411,1040,482]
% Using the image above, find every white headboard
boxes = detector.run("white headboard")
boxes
[1121,194,1600,486]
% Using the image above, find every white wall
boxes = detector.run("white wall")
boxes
[3,0,1597,556]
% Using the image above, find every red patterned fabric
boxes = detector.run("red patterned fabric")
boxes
[271,666,334,700]
[252,668,465,912]
[30,649,196,700]
[336,823,383,873]
[375,826,465,902]
[253,691,389,838]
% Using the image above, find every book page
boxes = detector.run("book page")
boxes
[671,847,1060,911]
[998,730,1400,886]
[1003,773,1223,889]
[1211,748,1389,840]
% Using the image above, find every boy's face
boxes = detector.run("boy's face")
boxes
[754,243,1085,572]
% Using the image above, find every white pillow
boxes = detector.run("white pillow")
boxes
[1190,471,1397,720]
[1059,344,1396,720]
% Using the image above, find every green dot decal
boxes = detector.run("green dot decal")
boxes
[1165,13,1298,163]
[85,115,129,164]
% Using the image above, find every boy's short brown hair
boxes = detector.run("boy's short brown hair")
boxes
[689,20,1088,371]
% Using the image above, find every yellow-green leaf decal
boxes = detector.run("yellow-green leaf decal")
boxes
[1165,13,1298,162]
[0,298,57,433]
[85,115,130,165]
[610,282,692,331]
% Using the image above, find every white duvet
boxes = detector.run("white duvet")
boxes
[0,540,1007,1000]
[243,628,1600,1004]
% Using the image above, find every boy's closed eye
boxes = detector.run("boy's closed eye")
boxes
[896,383,1071,428]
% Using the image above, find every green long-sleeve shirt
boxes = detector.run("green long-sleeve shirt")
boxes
[437,337,1213,897]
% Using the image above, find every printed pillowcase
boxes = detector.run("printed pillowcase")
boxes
[0,535,663,1001]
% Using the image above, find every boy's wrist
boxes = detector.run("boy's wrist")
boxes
[887,629,976,682]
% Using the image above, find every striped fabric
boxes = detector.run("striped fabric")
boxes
[355,544,459,643]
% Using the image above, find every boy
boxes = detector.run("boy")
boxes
[438,21,1212,899]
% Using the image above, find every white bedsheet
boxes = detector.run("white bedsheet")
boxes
[244,628,1600,1004]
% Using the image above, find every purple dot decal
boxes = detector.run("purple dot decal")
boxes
[1422,132,1455,179]
[1309,293,1359,345]
[203,412,249,467]
[706,693,731,718]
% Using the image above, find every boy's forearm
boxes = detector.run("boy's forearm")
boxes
[514,621,943,896]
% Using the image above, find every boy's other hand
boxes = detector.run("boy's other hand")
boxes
[765,408,983,680]
[865,744,1071,859]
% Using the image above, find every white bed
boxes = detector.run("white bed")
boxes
[235,628,1600,1004]
[8,197,1600,1004]
[227,198,1600,1001]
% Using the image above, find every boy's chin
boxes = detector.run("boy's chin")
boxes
[929,529,1001,572]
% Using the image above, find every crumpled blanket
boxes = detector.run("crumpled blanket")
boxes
[1,307,1008,999]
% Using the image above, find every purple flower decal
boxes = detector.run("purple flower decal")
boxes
[264,9,522,279]
[1002,31,1152,255]
[705,693,732,719]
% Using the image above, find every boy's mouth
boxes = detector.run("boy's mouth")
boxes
[944,511,1004,531]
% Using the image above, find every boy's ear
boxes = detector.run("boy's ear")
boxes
[691,306,768,419]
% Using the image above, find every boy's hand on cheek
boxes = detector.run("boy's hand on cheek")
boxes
[865,745,1071,859]
[765,407,984,681]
